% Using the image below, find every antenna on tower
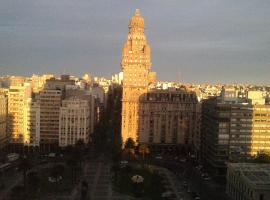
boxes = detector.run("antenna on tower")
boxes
[177,68,182,84]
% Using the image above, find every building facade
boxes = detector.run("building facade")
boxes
[227,163,270,200]
[0,93,8,149]
[138,89,200,147]
[121,9,156,144]
[201,94,270,176]
[39,89,62,146]
[23,98,40,146]
[59,98,90,147]
[7,84,31,144]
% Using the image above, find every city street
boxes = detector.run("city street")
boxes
[0,168,22,200]
[72,156,132,200]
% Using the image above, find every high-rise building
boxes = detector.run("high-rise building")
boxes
[121,9,156,144]
[0,92,8,149]
[39,89,62,147]
[7,83,31,144]
[201,94,270,176]
[23,98,40,146]
[59,98,90,147]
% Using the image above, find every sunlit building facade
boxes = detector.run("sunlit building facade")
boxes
[59,98,90,147]
[201,94,270,176]
[7,83,31,144]
[0,92,8,149]
[121,9,156,144]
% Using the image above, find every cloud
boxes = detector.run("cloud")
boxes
[0,0,269,83]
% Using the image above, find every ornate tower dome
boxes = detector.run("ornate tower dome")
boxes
[129,9,144,33]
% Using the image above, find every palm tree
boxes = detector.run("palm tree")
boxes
[138,144,150,161]
[124,138,135,161]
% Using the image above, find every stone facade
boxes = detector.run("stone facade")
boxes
[121,9,156,144]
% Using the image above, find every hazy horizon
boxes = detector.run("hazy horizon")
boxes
[0,0,270,84]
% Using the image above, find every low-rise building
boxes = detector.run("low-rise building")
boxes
[227,163,270,200]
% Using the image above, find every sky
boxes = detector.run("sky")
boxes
[0,0,270,84]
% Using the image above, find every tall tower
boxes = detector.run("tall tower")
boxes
[121,9,156,144]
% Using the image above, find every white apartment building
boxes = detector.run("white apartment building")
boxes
[59,98,90,147]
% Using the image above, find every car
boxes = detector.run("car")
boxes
[120,160,128,164]
[190,154,195,159]
[155,155,163,159]
[196,165,203,170]
[179,158,187,162]
[183,181,188,187]
[201,172,209,177]
[203,176,211,181]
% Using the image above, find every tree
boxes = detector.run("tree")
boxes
[66,154,79,184]
[50,164,65,191]
[138,144,150,160]
[27,171,40,192]
[253,153,270,163]
[19,157,32,188]
[124,138,136,161]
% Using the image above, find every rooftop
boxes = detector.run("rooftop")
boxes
[228,163,270,186]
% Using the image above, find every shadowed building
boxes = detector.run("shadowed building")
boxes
[227,163,270,200]
[138,89,200,147]
[201,88,270,177]
[59,98,90,147]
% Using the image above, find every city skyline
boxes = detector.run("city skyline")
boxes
[0,0,270,84]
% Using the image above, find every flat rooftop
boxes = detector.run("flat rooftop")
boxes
[229,163,270,186]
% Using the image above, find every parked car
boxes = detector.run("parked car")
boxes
[155,155,163,159]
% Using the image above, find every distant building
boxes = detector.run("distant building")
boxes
[227,163,270,200]
[201,94,270,176]
[0,92,8,149]
[31,74,54,93]
[59,98,90,147]
[9,76,26,87]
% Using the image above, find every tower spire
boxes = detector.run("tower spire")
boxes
[135,9,141,16]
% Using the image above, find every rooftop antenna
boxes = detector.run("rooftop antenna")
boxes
[177,68,182,84]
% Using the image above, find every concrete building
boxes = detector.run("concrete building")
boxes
[7,83,31,144]
[39,89,62,147]
[121,9,156,144]
[31,74,54,93]
[59,98,90,147]
[0,93,8,149]
[227,163,270,200]
[201,95,270,176]
[23,98,40,146]
[137,89,200,148]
